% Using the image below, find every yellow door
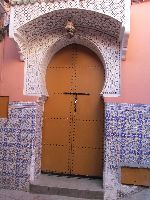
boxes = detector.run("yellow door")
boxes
[41,44,105,177]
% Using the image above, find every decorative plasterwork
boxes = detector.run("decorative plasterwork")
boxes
[9,6,123,97]
[18,8,121,39]
[8,1,131,97]
[9,0,131,60]
[9,0,130,61]
[21,28,120,97]
[0,1,5,15]
[120,0,131,60]
[10,0,125,33]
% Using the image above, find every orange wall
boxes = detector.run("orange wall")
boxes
[0,2,150,104]
[0,37,37,102]
[106,2,150,104]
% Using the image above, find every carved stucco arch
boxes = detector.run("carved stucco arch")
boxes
[10,1,124,34]
[22,31,120,97]
[10,8,121,97]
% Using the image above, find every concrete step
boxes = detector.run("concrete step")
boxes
[0,189,100,200]
[123,188,150,200]
[30,174,104,199]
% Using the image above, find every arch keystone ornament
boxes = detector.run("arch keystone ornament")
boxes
[65,19,76,38]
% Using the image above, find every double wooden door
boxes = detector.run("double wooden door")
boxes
[41,44,104,177]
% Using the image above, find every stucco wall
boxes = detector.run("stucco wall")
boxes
[106,2,150,104]
[0,37,37,102]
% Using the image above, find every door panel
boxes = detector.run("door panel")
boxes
[0,96,9,118]
[72,147,103,177]
[75,95,104,120]
[75,67,104,95]
[121,167,150,187]
[41,144,70,174]
[42,119,71,145]
[49,46,74,68]
[73,120,104,148]
[44,94,73,118]
[46,68,73,93]
[75,45,101,68]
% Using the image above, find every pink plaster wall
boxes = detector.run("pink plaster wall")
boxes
[0,2,150,104]
[0,36,37,102]
[105,2,150,104]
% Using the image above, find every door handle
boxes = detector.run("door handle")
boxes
[63,92,90,95]
[74,95,77,112]
[63,92,90,113]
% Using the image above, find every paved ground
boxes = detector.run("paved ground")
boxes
[123,188,150,200]
[0,188,150,200]
[0,189,87,200]
[31,174,103,191]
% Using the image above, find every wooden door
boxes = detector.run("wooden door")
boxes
[0,96,9,118]
[41,44,105,177]
[121,167,150,187]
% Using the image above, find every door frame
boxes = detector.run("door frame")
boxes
[41,43,105,178]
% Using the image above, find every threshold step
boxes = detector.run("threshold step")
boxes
[30,174,104,199]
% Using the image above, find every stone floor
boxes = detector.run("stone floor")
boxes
[30,174,103,199]
[0,189,88,200]
[30,174,103,191]
[123,188,150,200]
[0,188,150,200]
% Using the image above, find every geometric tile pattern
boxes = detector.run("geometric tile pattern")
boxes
[0,102,43,191]
[0,101,149,199]
[33,101,43,180]
[106,103,150,168]
[104,103,150,200]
